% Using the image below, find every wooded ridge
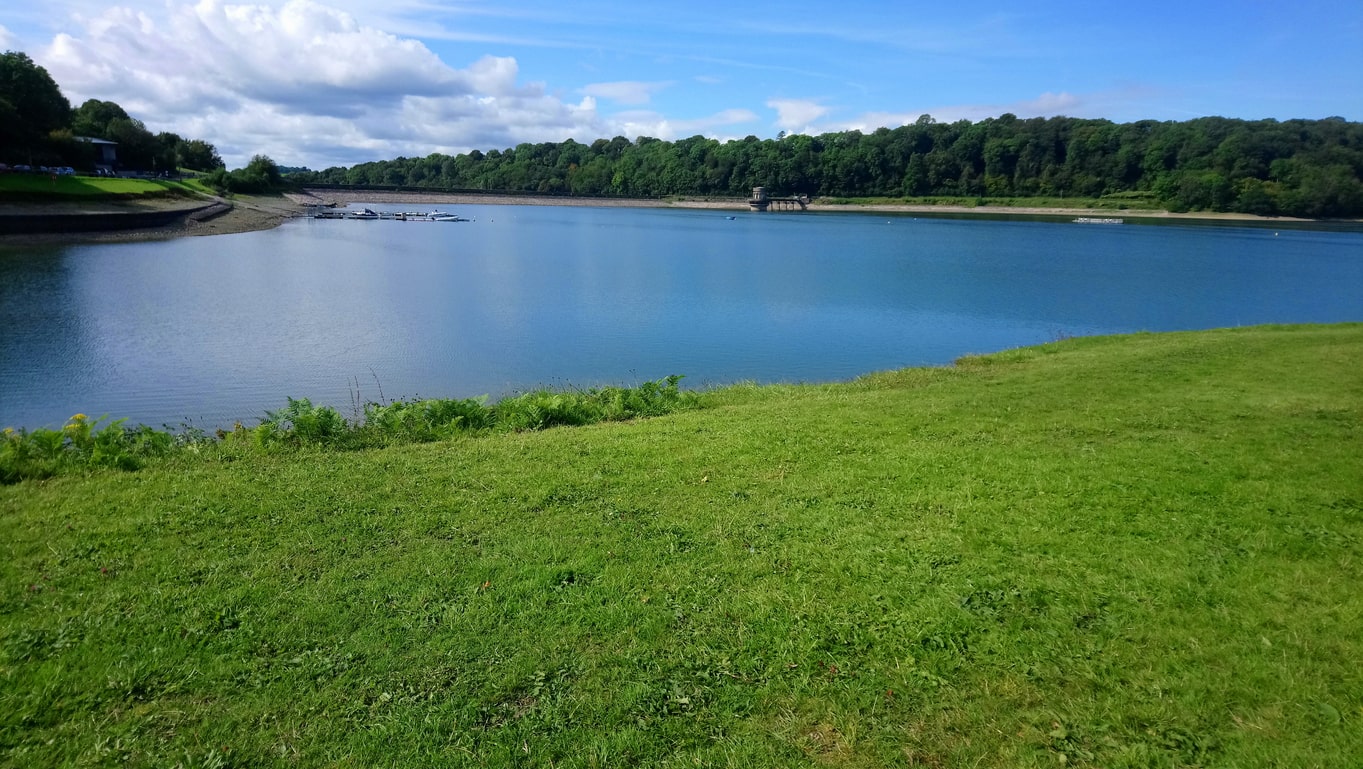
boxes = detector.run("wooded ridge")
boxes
[292,116,1363,218]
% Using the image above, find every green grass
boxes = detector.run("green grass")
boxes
[2,325,1360,767]
[0,174,210,199]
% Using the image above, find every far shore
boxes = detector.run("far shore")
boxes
[311,188,1329,224]
[0,188,1347,246]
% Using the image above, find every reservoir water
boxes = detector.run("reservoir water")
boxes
[2,205,1361,431]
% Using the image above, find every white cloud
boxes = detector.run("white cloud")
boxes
[44,1,470,114]
[0,24,16,49]
[580,80,672,106]
[766,98,829,132]
[801,91,1090,135]
[21,1,766,168]
[611,107,758,141]
[27,0,619,168]
[1019,92,1080,113]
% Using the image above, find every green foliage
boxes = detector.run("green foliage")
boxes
[2,378,697,482]
[0,414,172,483]
[255,397,348,447]
[362,396,493,443]
[69,97,221,173]
[0,50,71,160]
[295,116,1363,218]
[495,375,696,431]
[206,154,283,194]
[176,138,223,171]
[103,116,158,170]
[1,52,220,173]
[70,98,130,139]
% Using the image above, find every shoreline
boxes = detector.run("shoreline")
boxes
[0,194,306,246]
[1,189,1350,246]
[312,188,1326,222]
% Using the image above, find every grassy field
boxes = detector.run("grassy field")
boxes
[0,173,213,199]
[2,325,1360,767]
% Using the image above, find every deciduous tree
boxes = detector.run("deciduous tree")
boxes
[0,50,71,160]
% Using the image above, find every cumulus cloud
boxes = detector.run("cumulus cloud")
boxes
[45,1,466,115]
[24,1,766,168]
[30,0,618,168]
[611,107,758,141]
[0,24,16,50]
[580,80,672,106]
[766,98,830,133]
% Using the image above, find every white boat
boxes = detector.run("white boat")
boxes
[1073,217,1124,225]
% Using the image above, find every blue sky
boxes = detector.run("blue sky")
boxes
[2,0,1360,168]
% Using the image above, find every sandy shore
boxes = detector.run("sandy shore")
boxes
[1,189,1340,246]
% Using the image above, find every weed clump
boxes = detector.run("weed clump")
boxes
[495,375,693,431]
[2,376,698,482]
[0,414,174,483]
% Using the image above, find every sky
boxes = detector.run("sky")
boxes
[2,1,1361,169]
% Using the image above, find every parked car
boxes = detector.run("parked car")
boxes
[57,167,76,175]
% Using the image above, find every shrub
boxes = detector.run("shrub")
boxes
[256,397,348,447]
[362,396,492,443]
[0,414,173,483]
[494,375,696,431]
[1,376,699,482]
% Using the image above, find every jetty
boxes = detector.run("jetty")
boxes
[307,206,469,222]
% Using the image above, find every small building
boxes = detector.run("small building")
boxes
[748,186,808,212]
[74,137,118,172]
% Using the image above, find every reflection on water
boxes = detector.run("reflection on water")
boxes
[2,205,1360,430]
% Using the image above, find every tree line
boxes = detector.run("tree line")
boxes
[7,47,1359,216]
[1,50,222,174]
[293,115,1363,218]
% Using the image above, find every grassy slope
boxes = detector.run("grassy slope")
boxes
[0,174,213,199]
[2,325,1360,768]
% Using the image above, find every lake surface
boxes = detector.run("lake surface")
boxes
[2,205,1361,431]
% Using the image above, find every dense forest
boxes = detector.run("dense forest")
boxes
[293,115,1363,218]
